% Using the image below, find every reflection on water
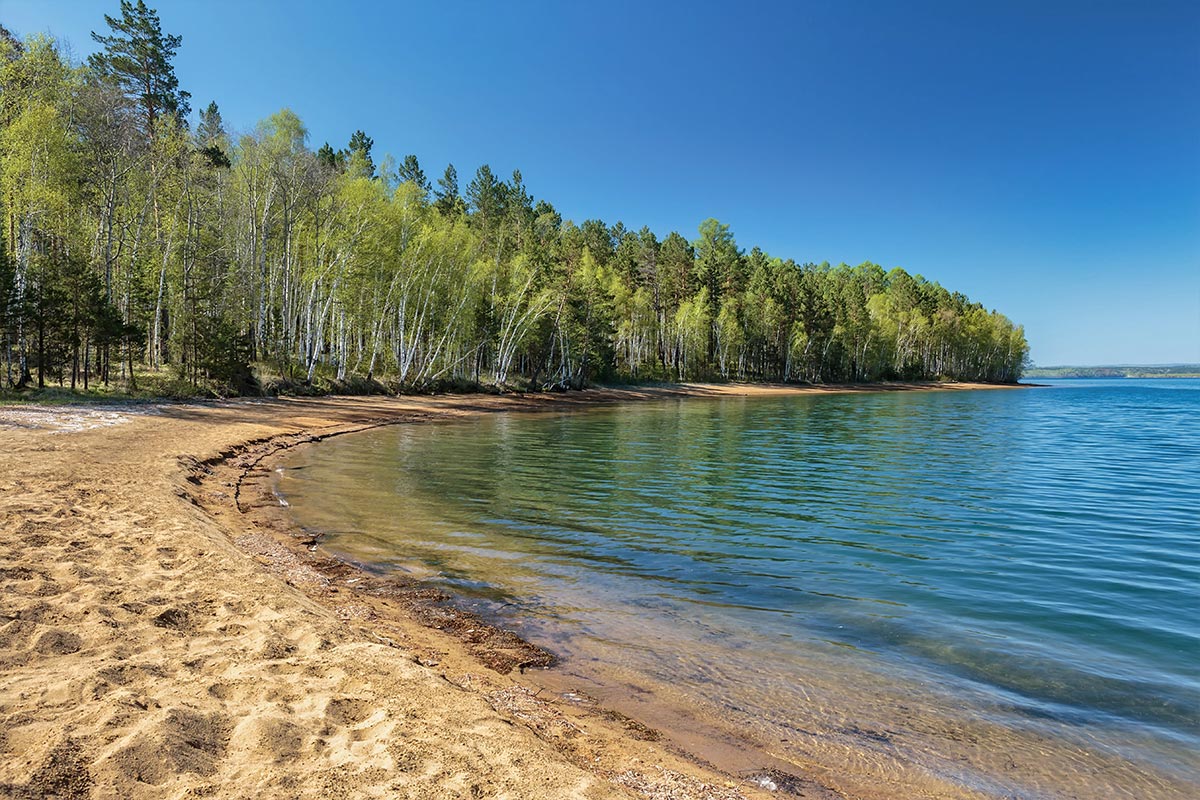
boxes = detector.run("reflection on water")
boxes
[280,380,1200,799]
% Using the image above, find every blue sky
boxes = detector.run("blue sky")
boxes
[7,0,1199,365]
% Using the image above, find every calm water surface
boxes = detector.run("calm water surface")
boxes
[279,380,1200,798]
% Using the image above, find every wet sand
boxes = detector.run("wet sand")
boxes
[0,382,1021,799]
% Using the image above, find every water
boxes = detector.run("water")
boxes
[278,380,1200,798]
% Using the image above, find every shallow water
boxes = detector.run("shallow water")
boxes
[278,380,1200,798]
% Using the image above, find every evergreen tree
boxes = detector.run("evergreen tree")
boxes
[434,163,464,216]
[195,101,229,167]
[694,218,742,303]
[346,129,375,178]
[397,154,430,194]
[0,11,1029,394]
[0,23,22,59]
[466,164,504,240]
[505,169,533,250]
[89,0,190,136]
[195,100,223,146]
[316,142,344,171]
[532,199,562,247]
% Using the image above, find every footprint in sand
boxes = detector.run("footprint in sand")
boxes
[106,708,232,786]
[324,697,372,727]
[32,629,83,656]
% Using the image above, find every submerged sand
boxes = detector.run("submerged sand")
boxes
[0,382,1020,799]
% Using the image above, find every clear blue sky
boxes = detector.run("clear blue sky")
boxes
[7,0,1199,365]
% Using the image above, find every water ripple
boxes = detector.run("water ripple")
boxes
[280,379,1200,797]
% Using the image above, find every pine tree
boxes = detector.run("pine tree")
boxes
[346,129,375,178]
[89,0,190,137]
[434,163,464,216]
[0,14,1030,392]
[465,164,503,229]
[195,101,223,146]
[397,154,429,194]
[195,101,229,167]
[0,23,22,60]
[316,142,344,172]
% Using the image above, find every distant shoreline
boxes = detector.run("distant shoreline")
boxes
[1024,366,1200,379]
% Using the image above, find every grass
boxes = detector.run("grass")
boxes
[0,362,505,405]
[4,361,967,406]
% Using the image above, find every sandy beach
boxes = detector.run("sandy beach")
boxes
[0,382,1021,799]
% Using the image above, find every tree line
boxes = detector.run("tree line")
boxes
[0,2,1028,395]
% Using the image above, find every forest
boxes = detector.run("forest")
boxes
[0,2,1028,397]
[1023,365,1200,379]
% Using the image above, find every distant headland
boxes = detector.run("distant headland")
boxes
[1024,364,1200,379]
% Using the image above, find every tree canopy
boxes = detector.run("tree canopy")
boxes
[0,5,1028,395]
[88,0,190,135]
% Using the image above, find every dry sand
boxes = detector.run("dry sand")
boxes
[0,382,1021,799]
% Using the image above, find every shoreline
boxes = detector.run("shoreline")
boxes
[0,381,1026,799]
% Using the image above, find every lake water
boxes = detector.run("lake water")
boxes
[278,380,1200,799]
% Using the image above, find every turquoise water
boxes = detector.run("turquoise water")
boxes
[279,380,1200,798]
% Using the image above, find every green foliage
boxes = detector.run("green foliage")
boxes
[88,0,190,134]
[466,164,503,235]
[397,154,430,195]
[1024,365,1200,379]
[0,8,1029,398]
[0,24,21,59]
[316,141,342,171]
[195,100,230,167]
[345,129,375,179]
[433,163,466,218]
